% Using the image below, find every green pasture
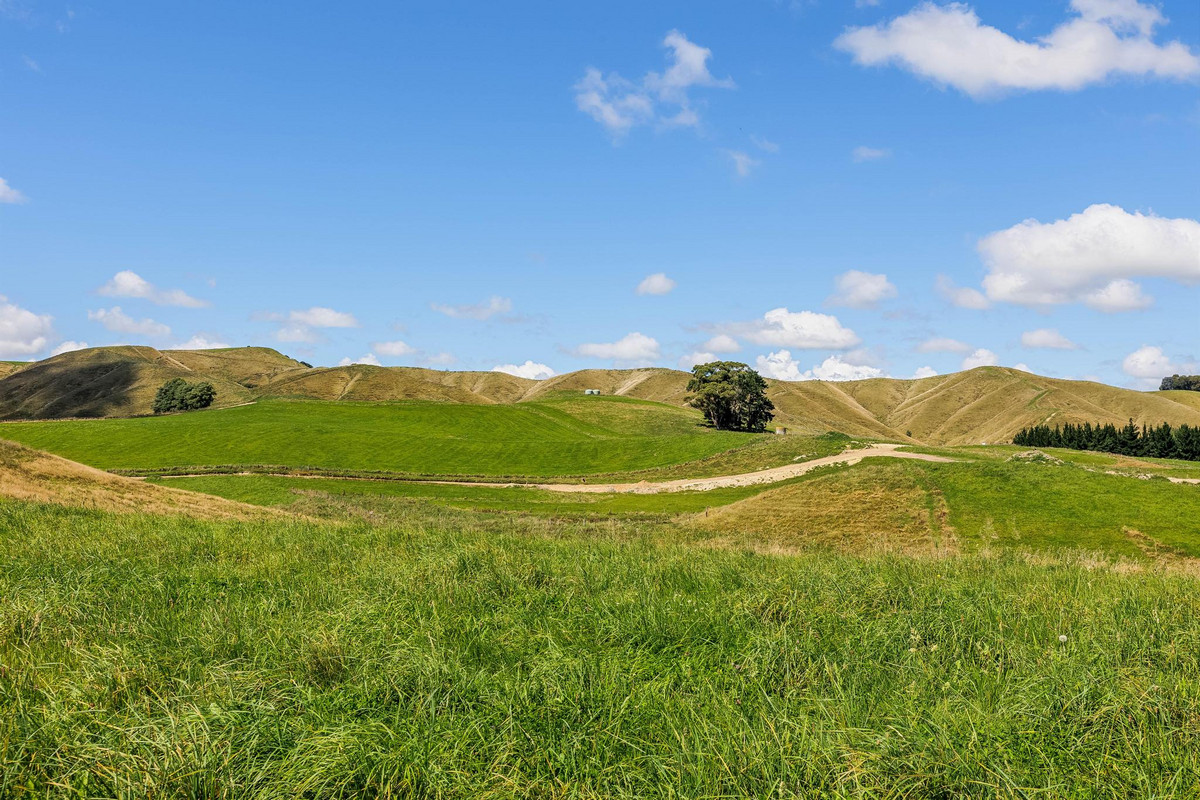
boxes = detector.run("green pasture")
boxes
[0,396,805,478]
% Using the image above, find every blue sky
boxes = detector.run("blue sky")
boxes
[1,0,1197,388]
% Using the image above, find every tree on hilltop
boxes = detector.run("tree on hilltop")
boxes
[686,361,775,432]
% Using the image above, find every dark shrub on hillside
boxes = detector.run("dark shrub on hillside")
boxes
[152,378,216,414]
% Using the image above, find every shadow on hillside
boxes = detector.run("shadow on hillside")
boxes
[0,359,144,420]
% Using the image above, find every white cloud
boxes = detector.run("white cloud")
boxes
[835,0,1200,98]
[575,30,733,137]
[1012,363,1031,373]
[636,273,677,296]
[721,308,861,350]
[338,353,381,367]
[978,204,1198,311]
[961,348,998,369]
[87,307,171,338]
[828,270,898,308]
[703,334,740,353]
[492,361,557,380]
[1122,344,1196,388]
[50,340,88,356]
[936,275,991,309]
[725,150,760,177]
[173,335,230,350]
[431,296,513,320]
[678,351,718,370]
[912,366,939,379]
[288,307,359,328]
[270,306,359,343]
[1021,328,1078,350]
[1080,278,1154,312]
[423,352,456,367]
[98,270,208,308]
[852,146,890,162]
[756,350,885,382]
[574,332,661,363]
[750,135,780,153]
[374,340,416,357]
[917,337,972,354]
[0,296,53,358]
[0,178,27,204]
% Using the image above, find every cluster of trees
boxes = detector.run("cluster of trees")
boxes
[1160,375,1200,392]
[152,378,216,414]
[1012,419,1200,462]
[686,361,775,432]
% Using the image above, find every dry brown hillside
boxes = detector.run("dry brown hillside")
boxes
[0,438,270,519]
[0,361,27,379]
[260,365,533,404]
[0,346,258,419]
[2,347,1197,447]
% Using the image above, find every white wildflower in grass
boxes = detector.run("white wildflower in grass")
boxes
[1059,634,1069,643]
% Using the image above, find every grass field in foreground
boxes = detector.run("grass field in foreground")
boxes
[0,396,799,478]
[3,498,1199,798]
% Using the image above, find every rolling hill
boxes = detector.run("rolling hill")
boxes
[1,345,1198,446]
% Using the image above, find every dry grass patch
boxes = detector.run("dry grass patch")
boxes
[689,462,956,557]
[0,438,273,520]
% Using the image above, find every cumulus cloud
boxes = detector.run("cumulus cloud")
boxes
[936,275,991,309]
[173,335,230,350]
[423,352,457,367]
[912,366,939,379]
[287,307,359,328]
[0,177,27,204]
[338,353,381,367]
[756,350,885,382]
[917,337,972,354]
[1021,328,1079,350]
[703,334,740,353]
[978,204,1198,311]
[1012,362,1031,373]
[374,340,416,357]
[87,307,171,338]
[828,270,898,308]
[961,348,998,369]
[0,296,53,358]
[98,270,208,308]
[574,332,661,363]
[835,0,1200,98]
[431,296,513,321]
[1123,345,1197,388]
[268,306,360,343]
[575,30,734,137]
[678,351,718,370]
[725,150,760,177]
[852,146,890,162]
[50,340,88,356]
[493,361,557,380]
[718,308,860,350]
[636,273,677,296]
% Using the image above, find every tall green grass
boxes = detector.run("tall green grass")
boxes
[3,498,1199,797]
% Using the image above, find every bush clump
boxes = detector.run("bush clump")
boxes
[152,378,216,414]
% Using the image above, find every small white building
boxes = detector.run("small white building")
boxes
[584,389,601,395]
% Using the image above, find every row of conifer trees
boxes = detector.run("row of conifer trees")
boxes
[1012,419,1200,462]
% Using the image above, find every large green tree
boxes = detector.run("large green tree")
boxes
[686,361,775,432]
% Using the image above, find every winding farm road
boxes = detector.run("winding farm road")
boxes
[471,444,955,494]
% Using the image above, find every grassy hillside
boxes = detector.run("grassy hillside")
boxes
[0,360,27,379]
[4,494,1200,796]
[0,346,258,419]
[0,396,768,477]
[4,347,1199,452]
